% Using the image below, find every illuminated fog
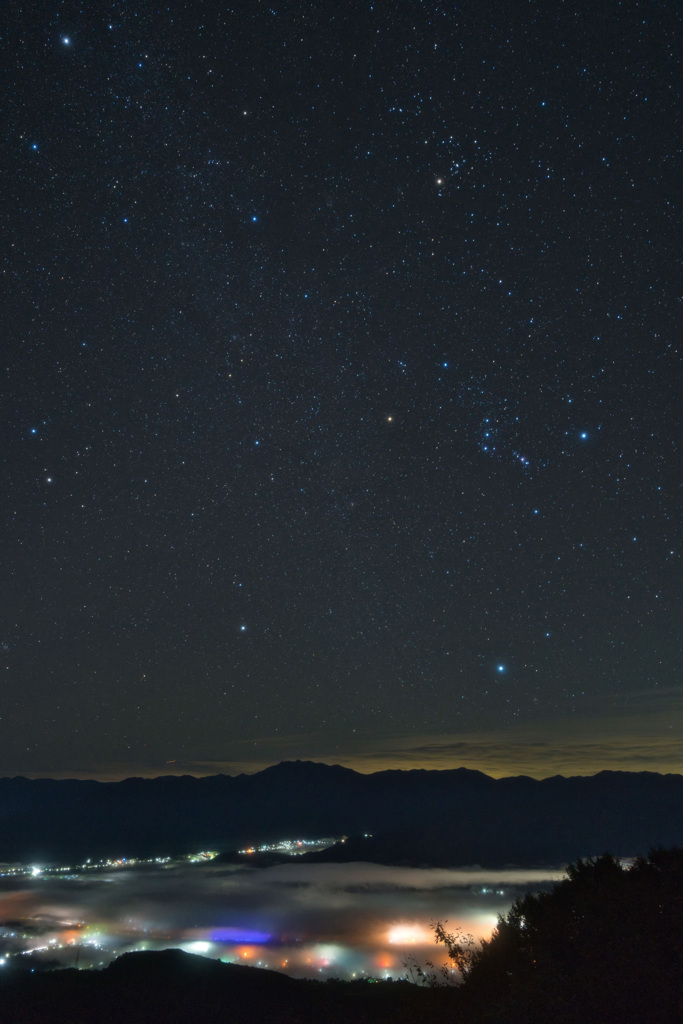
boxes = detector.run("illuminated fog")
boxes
[0,860,564,979]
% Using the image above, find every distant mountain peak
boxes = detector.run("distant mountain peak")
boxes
[257,760,359,778]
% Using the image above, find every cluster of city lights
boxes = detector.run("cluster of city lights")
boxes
[0,851,217,880]
[239,837,337,856]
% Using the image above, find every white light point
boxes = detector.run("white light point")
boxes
[185,941,211,954]
[388,923,432,945]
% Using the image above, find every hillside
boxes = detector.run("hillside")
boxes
[0,948,455,1024]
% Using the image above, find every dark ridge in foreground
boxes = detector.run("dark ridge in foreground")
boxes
[0,949,455,1024]
[2,761,683,865]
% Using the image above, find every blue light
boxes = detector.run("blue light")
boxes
[252,215,257,222]
[211,927,270,944]
[497,664,505,673]
[580,432,588,440]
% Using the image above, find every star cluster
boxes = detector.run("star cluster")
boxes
[1,1,680,775]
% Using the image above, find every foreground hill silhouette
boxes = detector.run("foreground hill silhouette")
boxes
[2,761,683,864]
[0,948,455,1024]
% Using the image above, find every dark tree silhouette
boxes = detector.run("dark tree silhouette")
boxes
[436,849,683,1024]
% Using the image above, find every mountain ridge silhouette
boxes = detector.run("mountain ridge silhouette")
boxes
[2,761,682,866]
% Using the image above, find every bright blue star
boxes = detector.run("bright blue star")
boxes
[251,215,258,222]
[62,37,71,46]
[580,432,588,440]
[240,624,247,632]
[496,664,506,673]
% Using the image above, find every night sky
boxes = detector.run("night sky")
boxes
[3,1,680,780]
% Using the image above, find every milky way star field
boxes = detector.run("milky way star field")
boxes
[2,1,680,779]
